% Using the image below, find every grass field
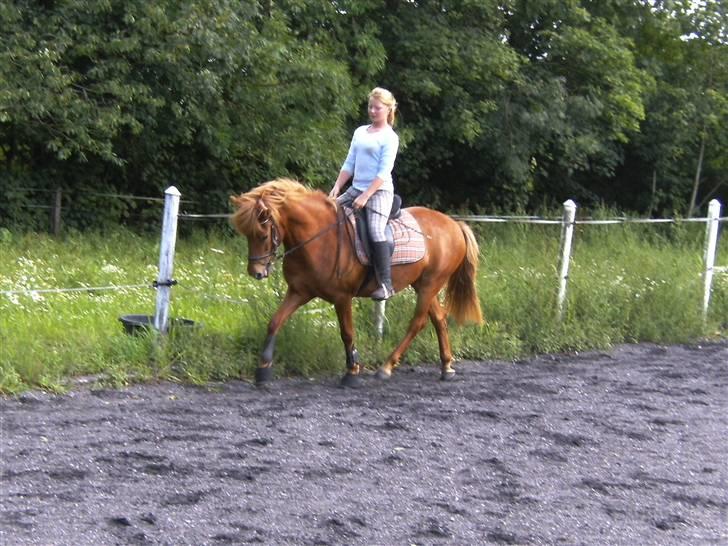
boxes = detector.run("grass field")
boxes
[1,219,726,394]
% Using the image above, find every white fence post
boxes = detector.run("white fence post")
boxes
[154,186,181,334]
[557,199,577,321]
[373,300,386,339]
[702,199,722,321]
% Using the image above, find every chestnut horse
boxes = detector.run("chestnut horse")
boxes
[230,178,483,387]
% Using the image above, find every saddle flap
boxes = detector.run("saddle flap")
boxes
[355,212,394,259]
[390,194,402,220]
[346,207,426,267]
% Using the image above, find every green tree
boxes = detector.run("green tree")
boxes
[682,0,728,216]
[0,0,355,227]
[609,0,728,215]
[2,0,726,229]
[503,0,648,207]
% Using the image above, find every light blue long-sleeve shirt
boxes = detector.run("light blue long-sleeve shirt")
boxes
[341,125,399,192]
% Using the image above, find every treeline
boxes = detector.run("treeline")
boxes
[1,0,726,230]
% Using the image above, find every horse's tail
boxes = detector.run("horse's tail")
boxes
[444,222,484,326]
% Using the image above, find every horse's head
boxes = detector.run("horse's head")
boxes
[231,178,322,279]
[230,194,281,280]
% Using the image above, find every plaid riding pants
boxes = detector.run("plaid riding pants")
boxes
[336,187,394,242]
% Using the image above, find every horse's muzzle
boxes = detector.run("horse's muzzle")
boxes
[248,263,270,280]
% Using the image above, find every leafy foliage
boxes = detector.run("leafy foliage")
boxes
[0,0,354,224]
[1,0,727,228]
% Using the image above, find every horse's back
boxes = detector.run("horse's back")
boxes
[406,206,464,238]
[405,206,468,266]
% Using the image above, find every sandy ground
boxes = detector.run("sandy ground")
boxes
[1,342,727,545]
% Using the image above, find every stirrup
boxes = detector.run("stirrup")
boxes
[371,284,394,301]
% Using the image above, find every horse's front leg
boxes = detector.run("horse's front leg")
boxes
[334,298,363,388]
[255,288,310,386]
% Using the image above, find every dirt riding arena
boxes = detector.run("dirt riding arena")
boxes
[2,342,727,545]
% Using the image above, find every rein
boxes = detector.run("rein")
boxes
[248,214,348,265]
[248,205,427,273]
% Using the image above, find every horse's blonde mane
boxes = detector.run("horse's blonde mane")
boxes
[230,178,327,236]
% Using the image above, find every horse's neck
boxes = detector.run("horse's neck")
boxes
[280,198,336,246]
[283,200,362,280]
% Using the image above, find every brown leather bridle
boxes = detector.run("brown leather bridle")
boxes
[247,213,347,275]
[247,216,281,276]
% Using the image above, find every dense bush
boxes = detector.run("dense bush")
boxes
[1,1,727,230]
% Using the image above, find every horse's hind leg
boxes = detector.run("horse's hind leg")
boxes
[429,298,455,380]
[376,288,439,380]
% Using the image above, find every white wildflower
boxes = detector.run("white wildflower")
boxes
[101,263,124,274]
[30,291,44,302]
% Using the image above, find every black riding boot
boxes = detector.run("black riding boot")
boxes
[370,241,394,301]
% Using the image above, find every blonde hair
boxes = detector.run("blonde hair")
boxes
[369,87,397,126]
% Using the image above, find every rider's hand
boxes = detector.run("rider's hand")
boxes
[329,186,339,199]
[353,193,369,210]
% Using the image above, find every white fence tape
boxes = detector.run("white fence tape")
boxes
[4,189,725,335]
[0,284,150,296]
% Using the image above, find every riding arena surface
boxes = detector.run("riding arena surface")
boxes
[1,342,726,545]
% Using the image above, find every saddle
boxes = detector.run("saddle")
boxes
[343,195,426,266]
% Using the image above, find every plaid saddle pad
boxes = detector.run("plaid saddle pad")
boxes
[346,208,426,266]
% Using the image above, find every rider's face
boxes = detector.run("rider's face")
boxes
[368,98,389,125]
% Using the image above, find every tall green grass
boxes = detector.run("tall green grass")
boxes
[1,220,725,394]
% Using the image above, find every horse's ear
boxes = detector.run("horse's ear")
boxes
[230,195,244,208]
[255,198,270,221]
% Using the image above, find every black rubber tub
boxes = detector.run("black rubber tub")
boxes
[119,314,198,335]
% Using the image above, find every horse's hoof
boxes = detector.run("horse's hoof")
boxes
[375,369,392,381]
[340,373,364,389]
[255,366,274,386]
[440,369,456,381]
